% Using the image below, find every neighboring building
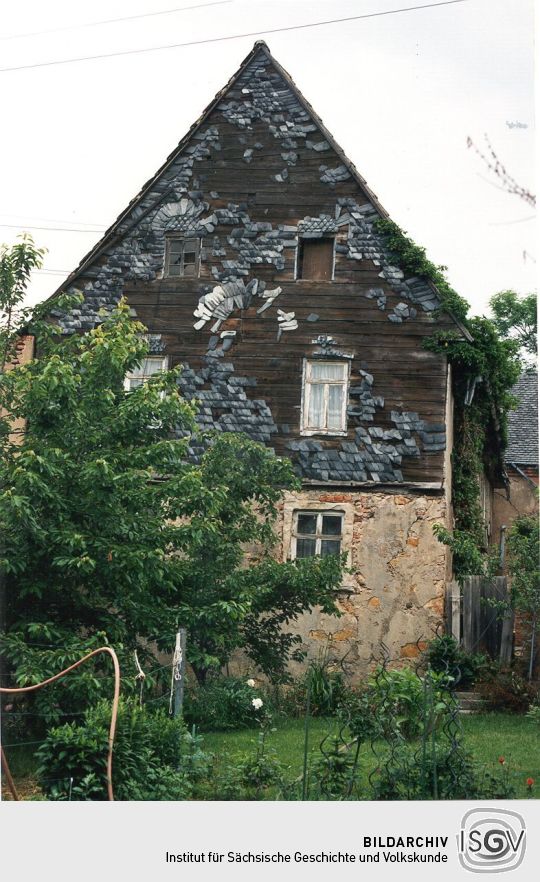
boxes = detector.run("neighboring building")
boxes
[492,370,539,544]
[45,42,474,677]
[492,370,538,667]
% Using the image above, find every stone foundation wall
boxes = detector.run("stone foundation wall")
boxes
[273,487,450,682]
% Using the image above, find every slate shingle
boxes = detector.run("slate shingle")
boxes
[505,371,538,466]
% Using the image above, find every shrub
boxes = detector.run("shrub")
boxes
[478,667,539,713]
[424,635,489,690]
[309,735,361,800]
[370,743,479,800]
[183,676,268,731]
[369,743,515,800]
[342,666,454,743]
[278,657,350,718]
[526,702,540,725]
[237,745,284,799]
[36,698,205,800]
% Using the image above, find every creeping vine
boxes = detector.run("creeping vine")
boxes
[375,220,522,580]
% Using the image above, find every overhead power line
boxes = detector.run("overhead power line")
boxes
[0,213,106,226]
[488,215,536,227]
[33,269,72,275]
[1,1,232,41]
[0,222,104,233]
[0,1,470,74]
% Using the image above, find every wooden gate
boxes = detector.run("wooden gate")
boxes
[446,576,513,663]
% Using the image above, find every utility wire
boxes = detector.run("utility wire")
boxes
[32,269,73,275]
[488,215,536,226]
[1,1,232,41]
[0,213,106,226]
[0,1,470,74]
[0,222,104,233]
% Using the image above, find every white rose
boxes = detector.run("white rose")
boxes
[251,697,263,710]
[246,679,256,688]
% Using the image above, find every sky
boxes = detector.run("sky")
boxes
[0,0,536,316]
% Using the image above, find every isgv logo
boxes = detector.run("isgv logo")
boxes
[458,808,526,873]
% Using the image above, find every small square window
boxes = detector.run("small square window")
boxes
[297,237,334,280]
[292,510,343,559]
[165,237,200,278]
[301,360,349,435]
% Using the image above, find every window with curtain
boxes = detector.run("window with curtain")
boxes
[124,356,168,391]
[302,360,349,434]
[291,511,343,559]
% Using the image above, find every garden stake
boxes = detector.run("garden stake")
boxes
[346,738,362,799]
[528,612,537,682]
[421,666,429,794]
[428,671,439,799]
[302,674,311,800]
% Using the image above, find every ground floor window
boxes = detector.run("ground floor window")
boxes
[291,510,343,559]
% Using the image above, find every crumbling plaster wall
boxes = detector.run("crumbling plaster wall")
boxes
[276,487,450,682]
[492,471,539,543]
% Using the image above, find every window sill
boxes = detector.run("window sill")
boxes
[300,428,348,438]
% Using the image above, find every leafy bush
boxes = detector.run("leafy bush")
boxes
[370,743,478,800]
[36,698,207,800]
[278,656,350,718]
[342,666,454,742]
[309,736,361,800]
[183,677,268,731]
[369,743,515,800]
[425,635,489,690]
[237,742,284,798]
[478,667,539,713]
[526,702,540,725]
[196,728,284,800]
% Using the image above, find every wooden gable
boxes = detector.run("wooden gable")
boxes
[46,41,468,488]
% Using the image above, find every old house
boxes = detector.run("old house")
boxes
[492,370,539,668]
[46,42,473,675]
[492,370,539,541]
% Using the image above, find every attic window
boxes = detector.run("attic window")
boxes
[297,237,335,281]
[165,237,200,278]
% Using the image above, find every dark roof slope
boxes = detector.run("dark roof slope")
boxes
[505,370,538,466]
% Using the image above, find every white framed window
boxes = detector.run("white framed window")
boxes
[301,359,349,435]
[124,356,168,392]
[291,510,344,559]
[165,236,201,278]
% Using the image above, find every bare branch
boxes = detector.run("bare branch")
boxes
[467,135,536,208]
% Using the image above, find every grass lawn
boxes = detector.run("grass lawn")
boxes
[2,712,538,800]
[203,713,540,799]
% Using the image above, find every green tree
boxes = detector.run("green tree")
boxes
[0,234,45,370]
[0,298,343,719]
[489,290,537,360]
[506,516,540,681]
